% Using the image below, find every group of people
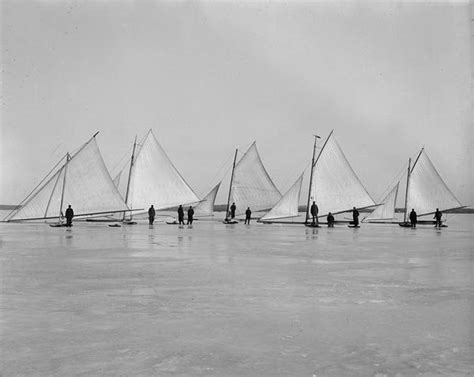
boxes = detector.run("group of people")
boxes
[309,201,355,227]
[148,204,195,226]
[225,202,252,224]
[64,203,444,229]
[409,208,443,228]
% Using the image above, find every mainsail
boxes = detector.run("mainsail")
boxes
[230,142,282,214]
[406,149,462,216]
[194,182,221,217]
[363,183,399,222]
[5,135,128,221]
[260,173,304,221]
[308,131,375,217]
[126,130,199,212]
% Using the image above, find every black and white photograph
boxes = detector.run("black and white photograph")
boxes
[0,1,472,376]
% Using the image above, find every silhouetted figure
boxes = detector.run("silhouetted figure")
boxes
[178,205,185,225]
[148,205,155,225]
[187,206,194,225]
[352,207,360,227]
[310,201,319,225]
[245,207,251,224]
[409,209,417,228]
[327,212,335,227]
[65,205,74,227]
[434,208,442,228]
[230,202,236,219]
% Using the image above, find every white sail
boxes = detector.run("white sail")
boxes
[308,132,375,217]
[127,130,199,212]
[194,182,221,217]
[260,173,304,221]
[6,137,128,221]
[407,149,462,216]
[230,142,281,214]
[363,182,399,221]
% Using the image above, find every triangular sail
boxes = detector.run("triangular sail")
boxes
[363,182,399,221]
[407,150,462,216]
[308,132,375,217]
[6,137,128,221]
[194,182,221,217]
[260,173,304,221]
[127,130,199,211]
[230,142,281,214]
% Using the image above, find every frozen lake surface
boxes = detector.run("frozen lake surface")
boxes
[1,214,473,376]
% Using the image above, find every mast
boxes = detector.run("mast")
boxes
[123,135,137,221]
[403,148,423,222]
[403,158,411,223]
[225,149,238,220]
[305,134,322,224]
[58,153,71,221]
[412,147,424,172]
[44,168,64,218]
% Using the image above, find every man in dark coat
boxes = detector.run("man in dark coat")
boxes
[434,208,442,228]
[409,209,417,228]
[148,205,155,225]
[230,202,236,219]
[245,207,251,224]
[187,206,194,225]
[327,212,335,227]
[310,201,319,225]
[352,207,360,227]
[178,205,185,225]
[65,205,74,227]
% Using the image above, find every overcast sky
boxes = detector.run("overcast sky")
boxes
[0,1,471,206]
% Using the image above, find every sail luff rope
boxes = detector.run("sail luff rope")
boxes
[58,153,71,221]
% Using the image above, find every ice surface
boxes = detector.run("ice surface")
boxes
[0,214,473,376]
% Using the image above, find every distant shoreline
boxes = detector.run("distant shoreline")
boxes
[0,205,18,210]
[1,204,472,214]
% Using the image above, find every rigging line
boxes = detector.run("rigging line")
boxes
[375,162,408,203]
[207,150,236,188]
[279,159,311,194]
[110,143,134,176]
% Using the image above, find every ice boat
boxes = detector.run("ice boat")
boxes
[398,148,464,227]
[305,131,376,226]
[223,142,282,222]
[122,130,200,220]
[4,132,129,223]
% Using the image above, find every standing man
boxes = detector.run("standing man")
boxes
[434,208,442,228]
[148,205,155,225]
[230,202,236,220]
[187,206,194,225]
[245,207,252,224]
[310,201,319,225]
[352,207,360,227]
[409,208,417,228]
[65,205,74,227]
[177,205,185,225]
